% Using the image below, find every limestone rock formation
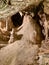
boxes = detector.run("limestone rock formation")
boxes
[0,0,42,18]
[0,13,43,48]
[38,52,49,65]
[43,0,49,15]
[0,13,43,65]
[0,40,39,65]
[0,0,49,65]
[17,14,43,45]
[40,38,49,52]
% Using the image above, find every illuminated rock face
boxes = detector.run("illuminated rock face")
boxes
[43,0,49,15]
[0,1,49,65]
[0,17,13,31]
[39,53,49,65]
[0,19,6,29]
[0,14,43,65]
[0,0,42,18]
[0,13,43,47]
[0,16,14,48]
[17,14,43,44]
[0,0,8,9]
[0,41,39,65]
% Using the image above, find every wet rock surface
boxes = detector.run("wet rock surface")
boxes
[0,13,43,65]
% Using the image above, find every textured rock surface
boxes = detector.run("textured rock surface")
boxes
[40,38,49,52]
[0,0,49,65]
[17,14,43,45]
[0,14,43,65]
[0,0,42,18]
[0,14,43,48]
[0,40,39,65]
[43,0,49,14]
[38,52,49,65]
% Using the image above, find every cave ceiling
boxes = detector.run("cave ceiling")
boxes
[0,0,42,18]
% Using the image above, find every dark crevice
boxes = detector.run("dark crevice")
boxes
[8,0,11,5]
[11,12,24,28]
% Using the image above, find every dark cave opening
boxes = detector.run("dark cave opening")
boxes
[11,12,23,28]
